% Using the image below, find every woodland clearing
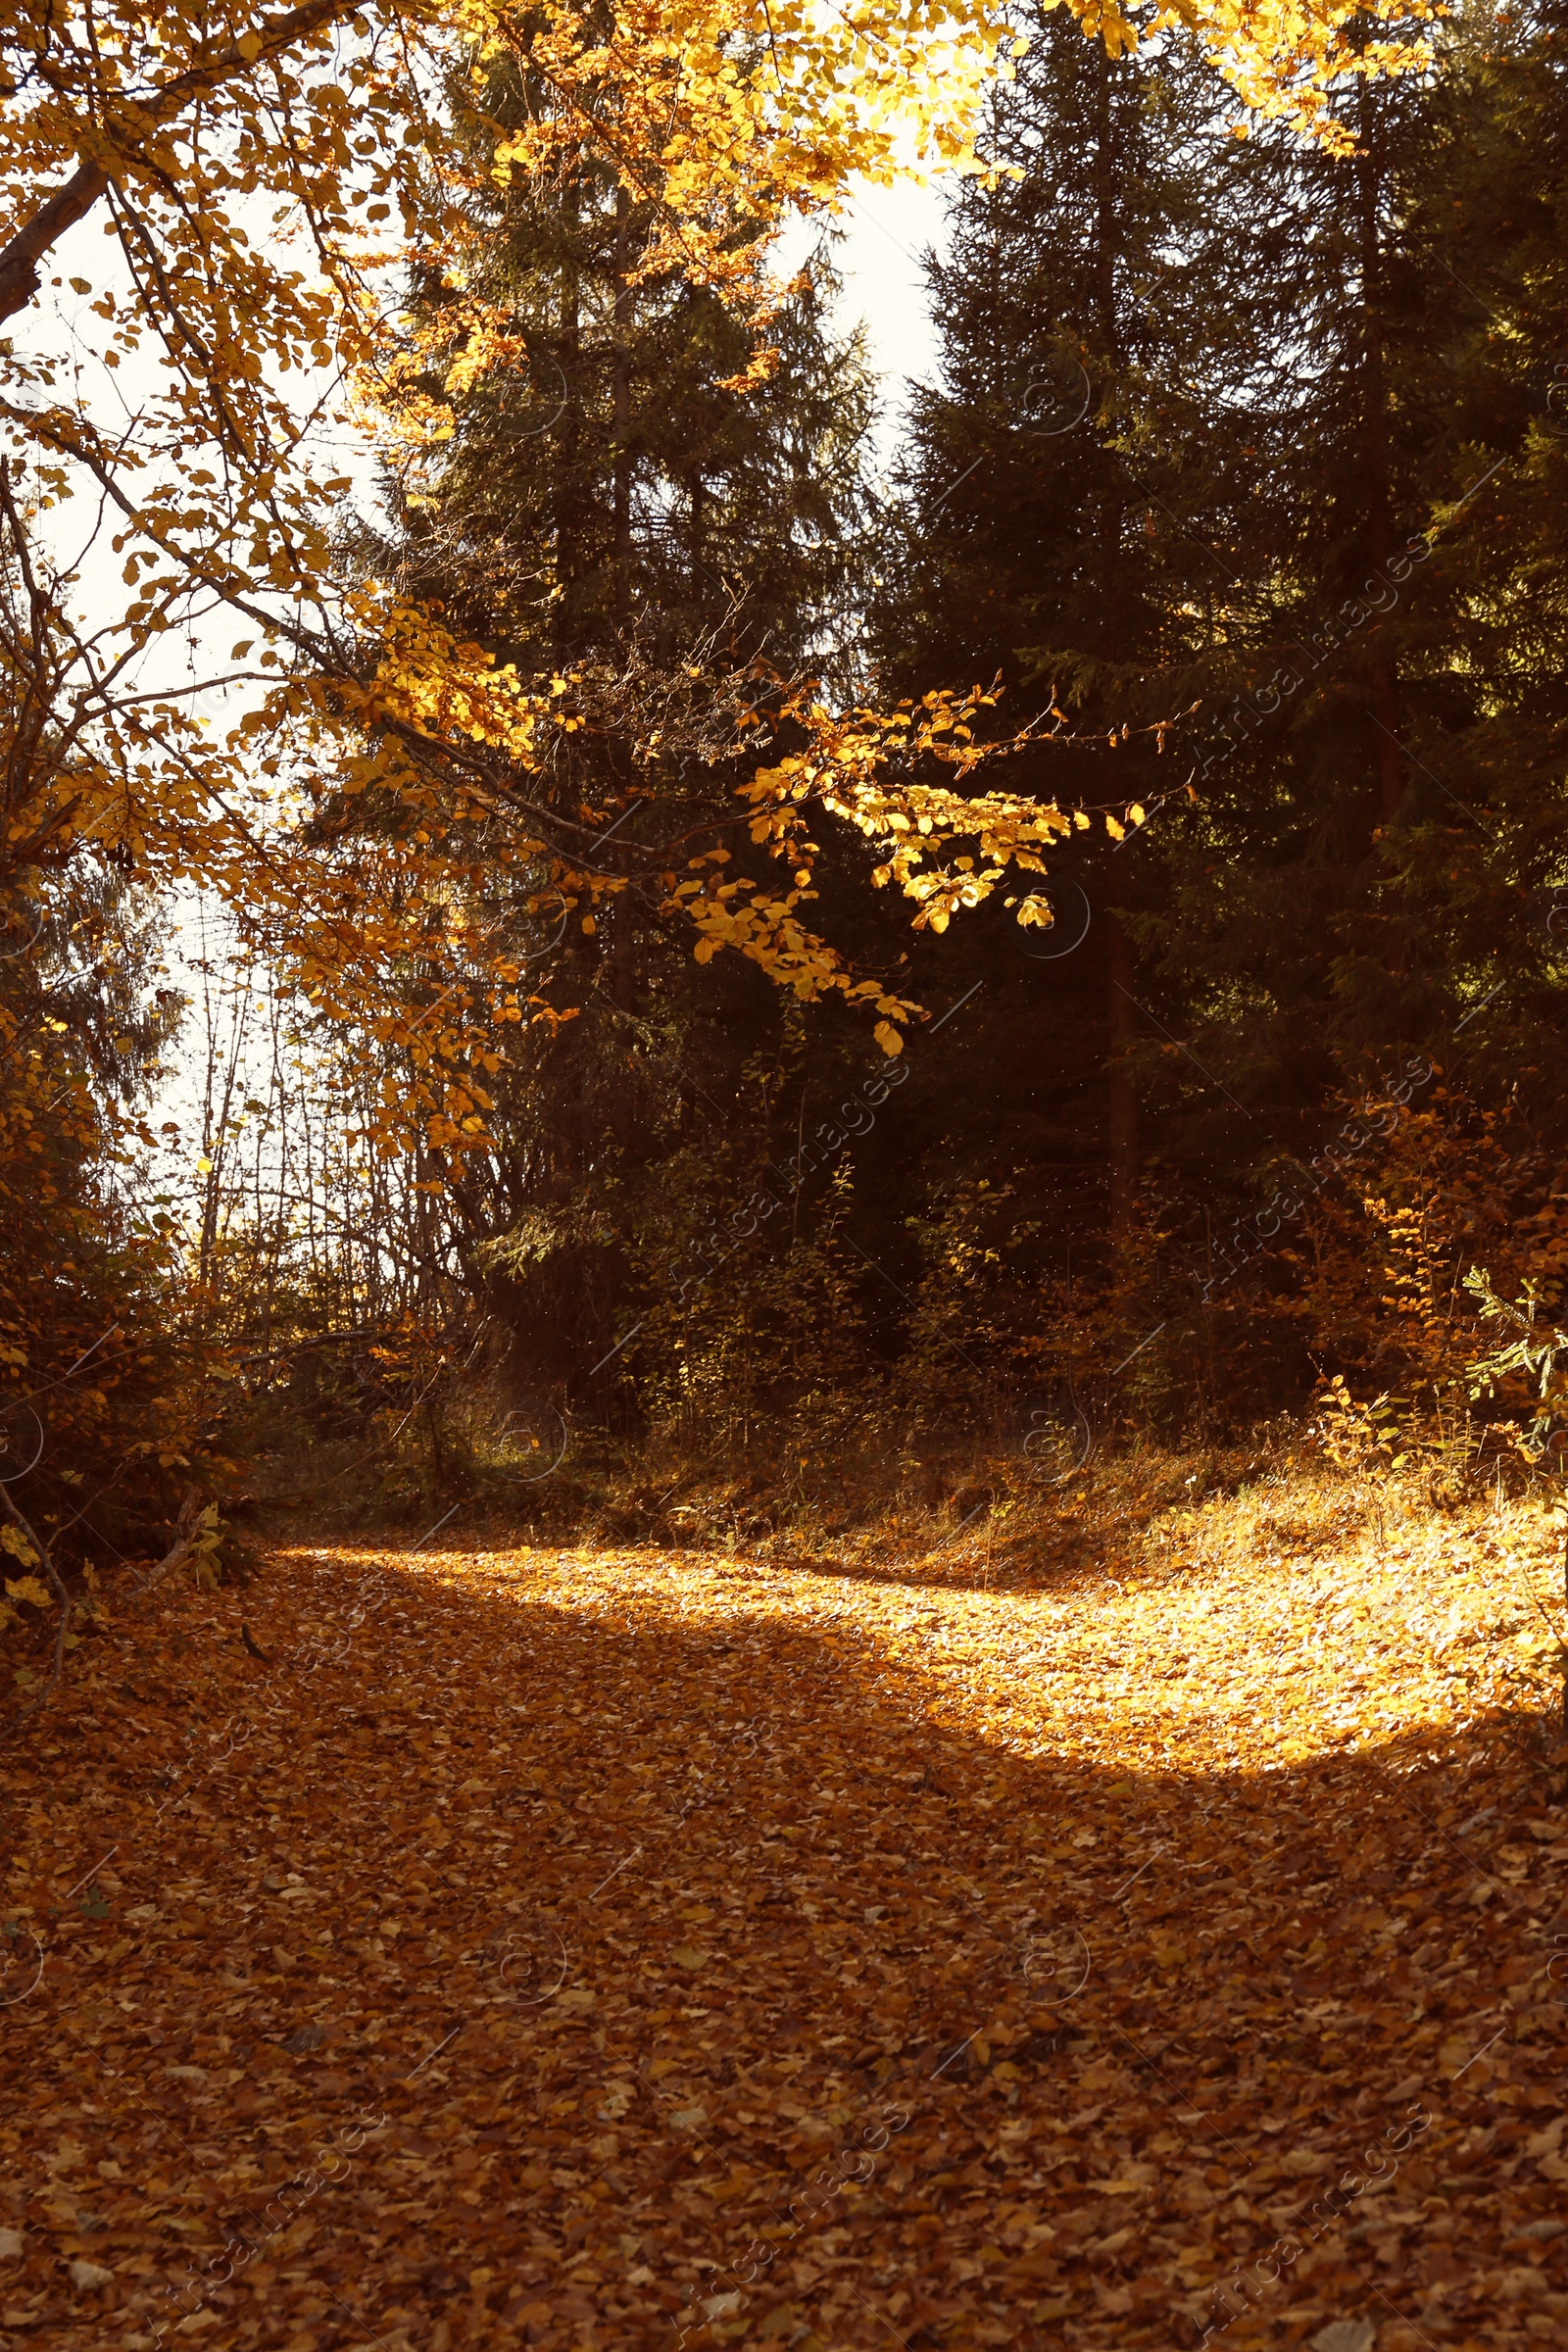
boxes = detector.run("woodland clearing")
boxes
[2,1470,1566,2352]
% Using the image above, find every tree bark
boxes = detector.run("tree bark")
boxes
[1094,56,1138,1239]
[1092,43,1124,593]
[612,184,633,629]
[556,177,582,641]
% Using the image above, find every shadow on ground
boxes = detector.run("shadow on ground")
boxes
[2,1540,1564,2352]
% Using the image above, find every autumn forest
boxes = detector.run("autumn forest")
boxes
[1,3,1567,2350]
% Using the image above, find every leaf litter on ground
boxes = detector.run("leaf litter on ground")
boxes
[1,1480,1566,2352]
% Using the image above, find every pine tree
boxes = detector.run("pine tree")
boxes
[1070,0,1568,1416]
[1386,0,1568,1129]
[858,0,1567,1430]
[377,64,875,674]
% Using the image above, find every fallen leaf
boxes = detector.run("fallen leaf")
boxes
[1310,2326,1376,2352]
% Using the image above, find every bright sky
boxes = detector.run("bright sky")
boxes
[838,178,948,380]
[793,176,949,471]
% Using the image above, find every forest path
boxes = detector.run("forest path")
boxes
[3,1527,1565,2352]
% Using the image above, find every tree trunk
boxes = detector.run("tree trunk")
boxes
[555,178,582,642]
[1093,44,1124,597]
[1356,80,1403,825]
[1094,58,1138,1239]
[612,184,633,630]
[1106,908,1138,1242]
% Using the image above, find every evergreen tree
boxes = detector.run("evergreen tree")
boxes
[865,2,1297,1263]
[318,4,1568,1452]
[864,0,1568,1427]
[351,64,886,1417]
[378,68,875,672]
[1142,0,1568,1152]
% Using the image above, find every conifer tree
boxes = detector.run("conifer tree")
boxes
[1141,1,1568,1151]
[354,65,883,1406]
[866,1,1296,1255]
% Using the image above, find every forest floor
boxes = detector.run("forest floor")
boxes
[3,1472,1568,2352]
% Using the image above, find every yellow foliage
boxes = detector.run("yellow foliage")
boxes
[0,0,1430,1180]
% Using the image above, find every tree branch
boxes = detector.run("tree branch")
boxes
[128,1487,209,1597]
[0,0,358,323]
[0,1482,74,1731]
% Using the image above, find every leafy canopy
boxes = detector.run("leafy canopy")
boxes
[0,0,1432,1160]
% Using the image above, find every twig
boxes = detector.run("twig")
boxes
[127,1488,208,1597]
[0,1483,73,1736]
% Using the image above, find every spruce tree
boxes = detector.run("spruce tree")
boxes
[1141,1,1568,1147]
[380,66,875,673]
[866,2,1298,1266]
[351,64,884,1414]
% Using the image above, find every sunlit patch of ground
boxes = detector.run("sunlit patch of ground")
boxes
[1,1483,1564,2352]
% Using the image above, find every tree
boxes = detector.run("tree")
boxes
[0,0,1446,1065]
[1140,1,1568,1149]
[867,3,1296,1262]
[0,0,1467,1529]
[374,65,878,675]
[341,72,888,1402]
